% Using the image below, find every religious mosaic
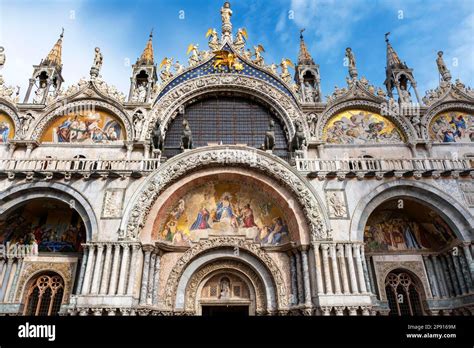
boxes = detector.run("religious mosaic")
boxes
[40,110,124,143]
[0,199,86,252]
[428,111,473,143]
[152,181,292,246]
[364,201,456,252]
[0,112,14,143]
[323,109,404,144]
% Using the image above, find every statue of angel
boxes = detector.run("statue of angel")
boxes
[280,58,294,83]
[206,28,220,51]
[253,44,265,66]
[160,57,174,82]
[187,44,200,66]
[234,28,248,50]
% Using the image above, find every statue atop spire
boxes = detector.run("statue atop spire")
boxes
[90,47,103,79]
[436,51,452,82]
[298,29,314,65]
[221,2,233,41]
[383,32,421,105]
[43,28,64,68]
[137,30,155,65]
[345,47,358,79]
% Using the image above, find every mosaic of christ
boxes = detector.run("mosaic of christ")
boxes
[152,181,292,246]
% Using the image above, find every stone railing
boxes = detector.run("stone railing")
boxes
[295,158,472,179]
[0,158,161,180]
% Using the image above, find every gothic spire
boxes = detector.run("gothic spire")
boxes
[385,32,405,70]
[137,30,155,65]
[43,28,64,68]
[298,29,314,66]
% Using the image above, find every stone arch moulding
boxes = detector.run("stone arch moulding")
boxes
[316,99,417,142]
[421,101,474,140]
[167,239,287,312]
[119,145,331,242]
[0,182,99,241]
[350,180,474,242]
[0,101,21,140]
[29,99,134,141]
[145,74,310,142]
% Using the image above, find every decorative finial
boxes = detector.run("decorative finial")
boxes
[385,32,390,42]
[60,27,64,38]
[300,28,305,39]
[149,28,153,38]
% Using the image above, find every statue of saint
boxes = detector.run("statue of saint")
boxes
[221,2,232,27]
[436,51,451,82]
[93,47,103,70]
[33,81,47,104]
[152,120,164,152]
[180,119,193,150]
[345,47,358,79]
[133,111,144,140]
[132,81,147,103]
[263,119,276,151]
[399,84,412,104]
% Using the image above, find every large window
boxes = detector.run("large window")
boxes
[163,96,289,159]
[385,271,424,316]
[24,273,64,316]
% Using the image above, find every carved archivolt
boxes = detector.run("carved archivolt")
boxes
[316,100,416,142]
[15,261,76,304]
[0,101,20,140]
[30,99,134,141]
[184,260,266,313]
[121,146,330,242]
[164,237,287,310]
[421,101,474,140]
[146,74,309,141]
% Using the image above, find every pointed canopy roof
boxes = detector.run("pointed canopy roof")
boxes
[43,28,64,68]
[298,29,315,66]
[137,30,155,65]
[385,32,406,70]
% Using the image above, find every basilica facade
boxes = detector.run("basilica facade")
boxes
[0,2,473,316]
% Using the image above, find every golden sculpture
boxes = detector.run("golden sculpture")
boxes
[253,44,265,66]
[280,58,294,83]
[187,44,200,66]
[213,50,244,72]
[159,57,174,82]
[206,28,220,51]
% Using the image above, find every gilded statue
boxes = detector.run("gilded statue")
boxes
[206,28,220,51]
[253,44,265,66]
[160,57,174,82]
[187,44,200,66]
[280,58,294,84]
[213,50,244,72]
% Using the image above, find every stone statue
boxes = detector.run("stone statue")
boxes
[345,47,358,79]
[0,47,5,69]
[328,192,347,217]
[132,81,147,103]
[263,119,276,151]
[291,121,306,151]
[436,51,452,82]
[306,113,317,137]
[20,112,34,138]
[399,84,412,104]
[152,120,164,152]
[187,44,200,66]
[221,2,233,27]
[268,63,278,75]
[411,114,422,137]
[243,49,252,61]
[234,28,248,51]
[33,81,47,104]
[174,60,184,74]
[206,28,220,51]
[280,59,294,84]
[133,111,144,140]
[253,45,265,66]
[219,278,230,298]
[303,81,317,103]
[160,57,174,82]
[180,119,193,150]
[93,47,103,70]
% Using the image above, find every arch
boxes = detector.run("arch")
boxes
[146,74,309,142]
[120,145,330,243]
[0,102,20,141]
[384,269,426,316]
[316,100,416,142]
[0,182,98,241]
[422,101,474,141]
[166,238,287,312]
[350,181,473,242]
[23,271,65,316]
[30,99,133,142]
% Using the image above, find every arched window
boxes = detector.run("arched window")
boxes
[385,271,424,316]
[24,273,64,316]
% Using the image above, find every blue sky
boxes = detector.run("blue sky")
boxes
[0,0,473,100]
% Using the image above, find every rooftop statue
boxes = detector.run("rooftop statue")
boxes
[206,28,220,51]
[345,47,358,79]
[436,51,452,82]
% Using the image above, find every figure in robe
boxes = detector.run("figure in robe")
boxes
[242,204,256,228]
[214,193,234,222]
[402,220,421,249]
[56,117,72,142]
[190,207,211,230]
[262,217,288,245]
[0,121,10,143]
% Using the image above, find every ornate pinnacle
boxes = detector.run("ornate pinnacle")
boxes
[43,28,64,67]
[138,29,155,65]
[298,29,314,66]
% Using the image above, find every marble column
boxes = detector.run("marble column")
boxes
[289,252,298,305]
[91,244,104,294]
[294,250,304,305]
[152,252,161,306]
[345,244,358,293]
[7,259,23,302]
[439,255,455,297]
[366,256,377,295]
[360,246,372,294]
[446,253,462,296]
[0,259,6,282]
[353,244,367,293]
[75,248,88,295]
[433,255,449,297]
[301,248,312,307]
[312,243,324,295]
[337,244,350,294]
[99,244,113,295]
[140,246,152,305]
[117,244,131,295]
[462,244,474,279]
[423,255,440,298]
[329,244,341,294]
[321,244,332,294]
[81,245,95,295]
[457,250,474,293]
[108,244,121,295]
[127,245,141,296]
[0,259,14,302]
[451,251,468,295]
[146,252,156,304]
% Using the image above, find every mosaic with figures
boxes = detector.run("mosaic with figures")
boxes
[323,109,404,144]
[41,110,125,143]
[152,181,292,246]
[0,113,14,143]
[429,111,473,143]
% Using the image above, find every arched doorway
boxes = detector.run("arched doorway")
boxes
[23,272,64,316]
[385,270,425,316]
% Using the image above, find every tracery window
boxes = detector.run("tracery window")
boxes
[24,273,64,316]
[385,271,424,316]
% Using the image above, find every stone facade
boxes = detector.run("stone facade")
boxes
[0,2,473,316]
